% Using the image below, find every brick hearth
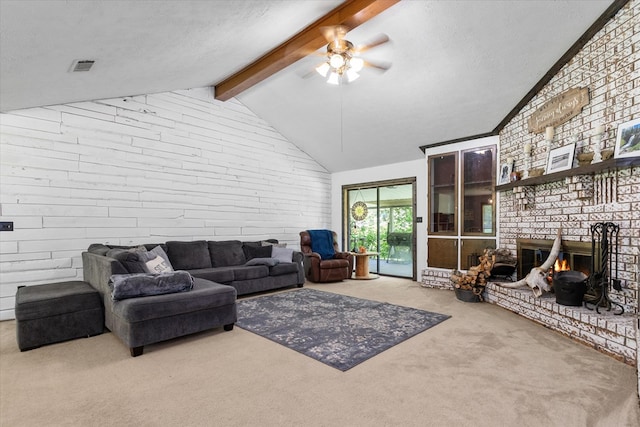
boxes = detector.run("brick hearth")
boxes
[420,271,636,366]
[485,283,636,366]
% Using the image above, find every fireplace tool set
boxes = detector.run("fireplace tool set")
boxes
[585,222,623,315]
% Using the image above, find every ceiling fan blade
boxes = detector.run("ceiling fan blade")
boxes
[297,59,328,79]
[363,59,392,72]
[320,25,350,43]
[355,34,390,53]
[300,67,320,79]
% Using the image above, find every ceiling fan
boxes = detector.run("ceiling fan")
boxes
[313,25,391,85]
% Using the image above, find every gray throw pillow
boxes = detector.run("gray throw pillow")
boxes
[243,244,272,261]
[245,257,279,267]
[88,243,111,256]
[109,271,194,301]
[105,246,148,273]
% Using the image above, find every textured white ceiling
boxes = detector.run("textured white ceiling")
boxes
[0,0,614,172]
[0,0,342,110]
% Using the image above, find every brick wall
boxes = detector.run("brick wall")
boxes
[0,87,332,320]
[422,0,639,382]
[499,0,639,313]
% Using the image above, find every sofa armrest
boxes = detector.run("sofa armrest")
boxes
[292,250,305,284]
[302,253,321,281]
[334,251,355,275]
[292,250,304,263]
[82,252,128,297]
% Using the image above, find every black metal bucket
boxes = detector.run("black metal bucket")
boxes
[454,288,481,303]
[553,270,588,306]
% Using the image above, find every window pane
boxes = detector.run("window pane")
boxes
[348,188,377,252]
[427,238,457,269]
[460,239,497,270]
[462,147,495,235]
[429,153,457,234]
[379,184,414,277]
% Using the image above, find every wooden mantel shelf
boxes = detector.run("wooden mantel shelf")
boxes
[496,157,640,191]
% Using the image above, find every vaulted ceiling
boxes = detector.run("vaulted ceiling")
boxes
[0,0,616,172]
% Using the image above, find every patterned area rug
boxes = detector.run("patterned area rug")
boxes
[236,288,450,371]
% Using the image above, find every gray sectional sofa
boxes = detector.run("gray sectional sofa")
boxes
[82,239,304,356]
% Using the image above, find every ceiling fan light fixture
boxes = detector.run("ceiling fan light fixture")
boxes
[315,62,330,77]
[327,72,340,85]
[346,68,360,82]
[329,54,345,69]
[315,29,389,86]
[349,57,364,72]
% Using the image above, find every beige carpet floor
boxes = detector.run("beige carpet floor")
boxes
[1,277,638,427]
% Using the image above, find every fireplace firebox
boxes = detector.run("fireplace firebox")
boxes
[516,239,594,280]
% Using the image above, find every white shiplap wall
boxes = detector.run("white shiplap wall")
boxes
[0,87,332,320]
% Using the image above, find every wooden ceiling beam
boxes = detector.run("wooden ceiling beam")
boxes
[213,0,400,101]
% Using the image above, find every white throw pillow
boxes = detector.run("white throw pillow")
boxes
[261,241,287,248]
[272,246,294,263]
[144,255,173,274]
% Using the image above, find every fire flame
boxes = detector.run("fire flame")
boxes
[554,259,570,272]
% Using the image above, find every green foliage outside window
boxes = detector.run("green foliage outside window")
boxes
[350,206,413,259]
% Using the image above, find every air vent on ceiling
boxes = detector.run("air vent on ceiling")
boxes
[70,59,95,72]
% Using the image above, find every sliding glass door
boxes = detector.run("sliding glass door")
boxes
[344,178,416,279]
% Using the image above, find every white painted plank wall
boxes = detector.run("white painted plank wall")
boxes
[0,87,332,320]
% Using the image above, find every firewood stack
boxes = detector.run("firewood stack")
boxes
[450,249,495,300]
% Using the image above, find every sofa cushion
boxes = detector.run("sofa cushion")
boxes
[111,278,236,323]
[208,240,246,267]
[243,239,278,248]
[269,262,300,277]
[109,271,194,301]
[189,267,235,284]
[243,244,272,261]
[15,281,102,320]
[166,240,211,270]
[233,265,269,281]
[319,258,350,269]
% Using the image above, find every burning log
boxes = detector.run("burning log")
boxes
[449,248,495,300]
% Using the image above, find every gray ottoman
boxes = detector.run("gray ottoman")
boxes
[15,281,104,351]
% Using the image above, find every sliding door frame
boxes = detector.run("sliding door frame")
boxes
[342,177,417,280]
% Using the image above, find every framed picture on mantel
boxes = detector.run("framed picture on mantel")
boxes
[614,118,640,159]
[546,144,575,174]
[498,162,512,185]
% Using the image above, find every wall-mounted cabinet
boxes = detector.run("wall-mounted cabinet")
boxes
[427,145,496,270]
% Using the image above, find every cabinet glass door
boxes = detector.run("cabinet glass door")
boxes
[427,146,496,270]
[462,148,495,235]
[429,153,457,234]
